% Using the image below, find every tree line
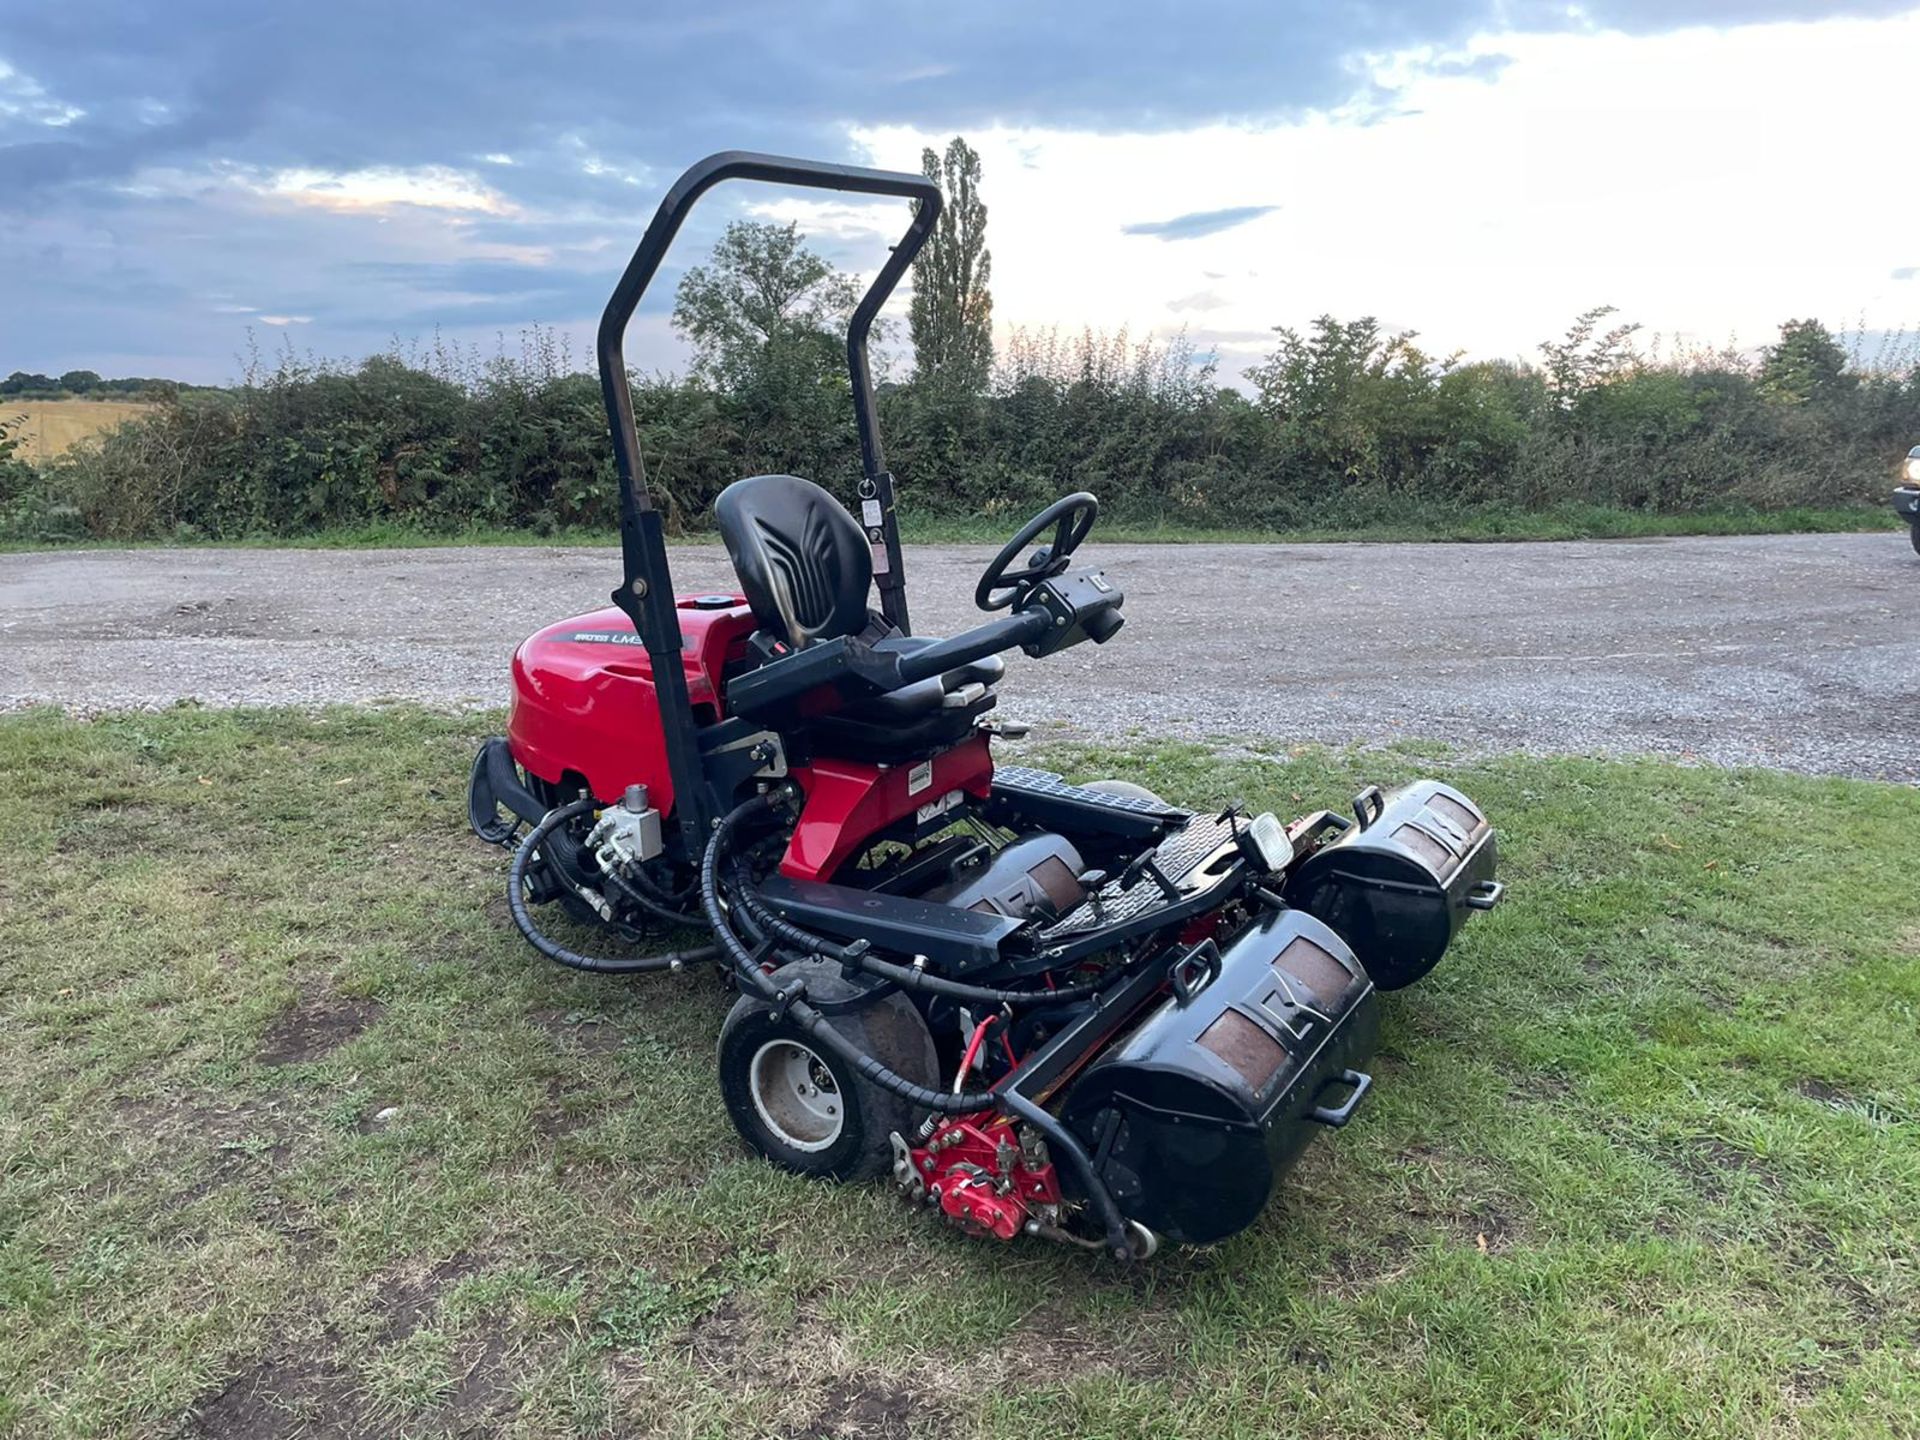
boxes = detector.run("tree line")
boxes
[0,370,198,399]
[4,137,1915,543]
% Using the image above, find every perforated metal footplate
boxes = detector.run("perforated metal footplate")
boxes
[1038,812,1241,939]
[991,765,1188,821]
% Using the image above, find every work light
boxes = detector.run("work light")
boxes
[1243,811,1293,873]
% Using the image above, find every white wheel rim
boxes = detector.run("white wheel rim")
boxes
[747,1039,844,1152]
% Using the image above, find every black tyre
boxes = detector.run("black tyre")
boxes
[1910,523,1919,556]
[717,960,939,1180]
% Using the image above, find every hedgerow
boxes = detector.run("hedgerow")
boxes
[10,310,1915,542]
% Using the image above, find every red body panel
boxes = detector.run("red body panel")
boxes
[509,594,999,879]
[507,595,755,808]
[781,733,995,882]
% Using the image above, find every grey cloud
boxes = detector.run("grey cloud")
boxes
[0,0,1903,377]
[1124,206,1278,241]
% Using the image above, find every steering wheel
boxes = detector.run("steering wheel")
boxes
[975,492,1100,611]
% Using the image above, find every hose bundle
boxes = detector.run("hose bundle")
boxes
[509,789,1116,1101]
[506,798,717,975]
[696,791,1002,1115]
[506,786,1140,1255]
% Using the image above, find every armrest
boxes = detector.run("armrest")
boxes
[725,634,904,717]
[730,576,1112,717]
[893,611,1053,685]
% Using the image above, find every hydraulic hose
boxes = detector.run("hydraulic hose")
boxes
[700,792,998,1114]
[721,891,826,982]
[509,798,717,975]
[723,858,853,961]
[999,1086,1136,1260]
[720,873,897,1015]
[601,865,703,929]
[624,857,699,905]
[840,949,1111,1006]
[722,854,1115,1007]
[799,1007,1000,1115]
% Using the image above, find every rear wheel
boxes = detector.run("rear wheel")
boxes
[717,960,939,1180]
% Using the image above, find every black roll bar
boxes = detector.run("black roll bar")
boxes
[595,151,941,853]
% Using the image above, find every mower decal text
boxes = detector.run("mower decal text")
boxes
[558,631,646,647]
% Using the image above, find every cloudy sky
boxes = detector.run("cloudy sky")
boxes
[4,1,1918,386]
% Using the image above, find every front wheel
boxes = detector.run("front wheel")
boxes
[717,961,939,1180]
[1910,523,1919,556]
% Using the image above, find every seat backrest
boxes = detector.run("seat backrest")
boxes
[713,474,872,649]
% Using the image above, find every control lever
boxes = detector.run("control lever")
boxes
[1118,848,1182,903]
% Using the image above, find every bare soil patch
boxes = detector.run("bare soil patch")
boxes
[187,1350,364,1440]
[260,992,381,1065]
[791,1377,927,1440]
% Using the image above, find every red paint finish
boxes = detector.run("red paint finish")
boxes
[913,1114,1062,1242]
[780,732,995,882]
[507,595,754,809]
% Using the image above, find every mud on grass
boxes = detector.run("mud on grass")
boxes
[0,708,1917,1438]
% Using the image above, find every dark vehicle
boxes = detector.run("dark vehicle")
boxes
[467,152,1504,1258]
[1896,445,1920,555]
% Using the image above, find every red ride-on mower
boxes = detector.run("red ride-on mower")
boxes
[469,153,1505,1258]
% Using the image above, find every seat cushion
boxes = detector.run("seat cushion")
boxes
[809,687,999,762]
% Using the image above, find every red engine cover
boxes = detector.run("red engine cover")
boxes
[506,595,755,810]
[509,595,1000,883]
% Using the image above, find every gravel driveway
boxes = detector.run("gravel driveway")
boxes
[2,534,1914,780]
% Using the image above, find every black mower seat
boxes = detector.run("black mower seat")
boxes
[714,474,872,651]
[713,473,1005,728]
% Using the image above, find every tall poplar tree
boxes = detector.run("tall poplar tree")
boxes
[909,136,994,392]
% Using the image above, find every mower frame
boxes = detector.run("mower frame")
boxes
[596,152,941,858]
[472,150,1506,1259]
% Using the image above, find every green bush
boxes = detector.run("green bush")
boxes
[11,314,1916,543]
[0,415,85,542]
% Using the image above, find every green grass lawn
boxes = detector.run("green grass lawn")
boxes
[1,708,1916,1438]
[1,501,1902,553]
